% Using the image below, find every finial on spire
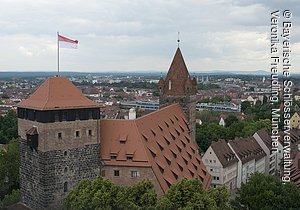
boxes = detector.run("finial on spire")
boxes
[177,31,180,48]
[160,71,163,77]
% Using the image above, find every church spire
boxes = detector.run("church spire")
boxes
[161,47,196,96]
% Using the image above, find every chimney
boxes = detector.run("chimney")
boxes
[129,108,136,120]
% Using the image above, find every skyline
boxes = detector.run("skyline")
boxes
[0,0,299,72]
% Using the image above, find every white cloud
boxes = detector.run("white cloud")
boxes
[0,0,299,72]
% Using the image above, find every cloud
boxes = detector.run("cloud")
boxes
[0,0,299,72]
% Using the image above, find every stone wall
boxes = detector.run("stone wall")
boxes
[20,138,101,210]
[102,165,164,197]
[18,117,101,210]
[18,118,100,152]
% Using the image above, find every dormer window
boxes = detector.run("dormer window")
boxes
[119,135,127,144]
[111,155,117,160]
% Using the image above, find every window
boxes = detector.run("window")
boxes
[159,125,163,131]
[183,157,188,164]
[165,157,171,165]
[169,80,172,90]
[178,164,183,171]
[171,151,177,159]
[127,156,133,161]
[64,182,68,192]
[158,143,164,151]
[55,113,59,122]
[64,167,68,173]
[111,155,117,160]
[175,129,180,136]
[64,151,68,156]
[58,132,62,139]
[172,171,178,180]
[120,140,126,144]
[151,129,156,137]
[75,111,80,120]
[114,170,120,177]
[88,130,92,136]
[88,111,93,119]
[101,170,105,177]
[76,130,80,137]
[158,164,164,173]
[131,171,139,178]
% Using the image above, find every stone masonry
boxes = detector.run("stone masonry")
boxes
[18,118,101,210]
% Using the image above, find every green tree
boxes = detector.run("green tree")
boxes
[125,179,157,209]
[0,139,19,200]
[158,178,215,209]
[232,173,300,210]
[224,115,239,127]
[157,178,231,210]
[0,110,18,144]
[64,177,157,210]
[196,123,226,152]
[241,101,251,113]
[64,177,126,210]
[0,189,20,209]
[196,110,219,124]
[208,185,232,210]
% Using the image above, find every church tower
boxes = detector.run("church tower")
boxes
[158,47,197,142]
[17,77,101,210]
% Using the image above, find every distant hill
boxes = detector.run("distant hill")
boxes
[0,70,298,78]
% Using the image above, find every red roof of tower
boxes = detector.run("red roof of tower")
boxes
[17,77,100,110]
[162,48,197,96]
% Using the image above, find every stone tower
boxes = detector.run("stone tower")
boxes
[158,47,197,142]
[17,77,101,210]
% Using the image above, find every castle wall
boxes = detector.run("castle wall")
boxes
[102,165,164,197]
[18,118,101,210]
[18,118,100,152]
[19,138,101,210]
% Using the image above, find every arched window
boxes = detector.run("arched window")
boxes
[64,182,68,192]
[168,80,172,90]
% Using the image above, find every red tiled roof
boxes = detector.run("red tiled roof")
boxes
[160,48,197,96]
[17,77,100,110]
[100,104,211,192]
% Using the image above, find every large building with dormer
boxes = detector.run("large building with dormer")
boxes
[16,48,210,210]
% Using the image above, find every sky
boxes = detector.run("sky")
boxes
[0,0,299,73]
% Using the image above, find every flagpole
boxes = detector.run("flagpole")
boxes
[57,31,60,77]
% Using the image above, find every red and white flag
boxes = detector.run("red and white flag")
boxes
[58,35,78,49]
